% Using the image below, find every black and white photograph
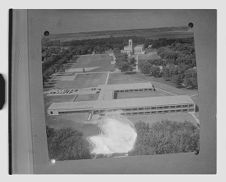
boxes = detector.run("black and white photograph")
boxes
[41,12,200,161]
[7,7,218,175]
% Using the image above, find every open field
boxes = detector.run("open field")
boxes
[44,94,76,110]
[66,54,115,72]
[108,72,147,84]
[75,93,99,102]
[116,90,169,99]
[43,54,114,91]
[149,76,198,94]
[54,72,108,89]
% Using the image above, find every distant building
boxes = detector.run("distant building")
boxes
[134,44,145,55]
[121,40,145,57]
[121,39,133,56]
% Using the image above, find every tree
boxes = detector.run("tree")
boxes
[172,74,184,88]
[46,126,91,160]
[139,61,152,75]
[118,62,133,72]
[129,57,136,65]
[184,68,198,89]
[162,66,171,80]
[129,120,200,156]
[151,66,161,77]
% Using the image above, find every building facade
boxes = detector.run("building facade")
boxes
[47,82,195,119]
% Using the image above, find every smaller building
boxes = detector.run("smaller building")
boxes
[134,44,145,55]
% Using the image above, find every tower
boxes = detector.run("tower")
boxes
[129,39,133,50]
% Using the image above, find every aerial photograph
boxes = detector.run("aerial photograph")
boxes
[41,25,200,161]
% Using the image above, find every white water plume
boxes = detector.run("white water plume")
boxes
[88,114,137,155]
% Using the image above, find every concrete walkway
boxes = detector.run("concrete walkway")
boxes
[105,72,110,85]
[156,87,176,96]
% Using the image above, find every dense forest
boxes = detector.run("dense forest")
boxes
[139,37,198,89]
[42,49,76,83]
[46,126,91,160]
[129,120,200,156]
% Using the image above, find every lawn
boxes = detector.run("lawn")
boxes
[67,54,115,72]
[43,94,76,110]
[108,72,147,84]
[54,72,108,89]
[149,76,198,96]
[75,93,99,101]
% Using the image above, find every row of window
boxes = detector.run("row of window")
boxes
[93,104,194,113]
[56,107,195,116]
[118,108,194,115]
[114,88,153,93]
[53,104,195,115]
[58,110,89,114]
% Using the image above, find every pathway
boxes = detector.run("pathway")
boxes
[105,72,110,85]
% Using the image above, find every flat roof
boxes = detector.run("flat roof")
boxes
[98,82,153,90]
[48,95,194,111]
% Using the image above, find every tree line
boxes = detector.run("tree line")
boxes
[44,36,192,56]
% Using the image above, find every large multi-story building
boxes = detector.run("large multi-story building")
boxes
[48,95,195,116]
[47,82,195,120]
